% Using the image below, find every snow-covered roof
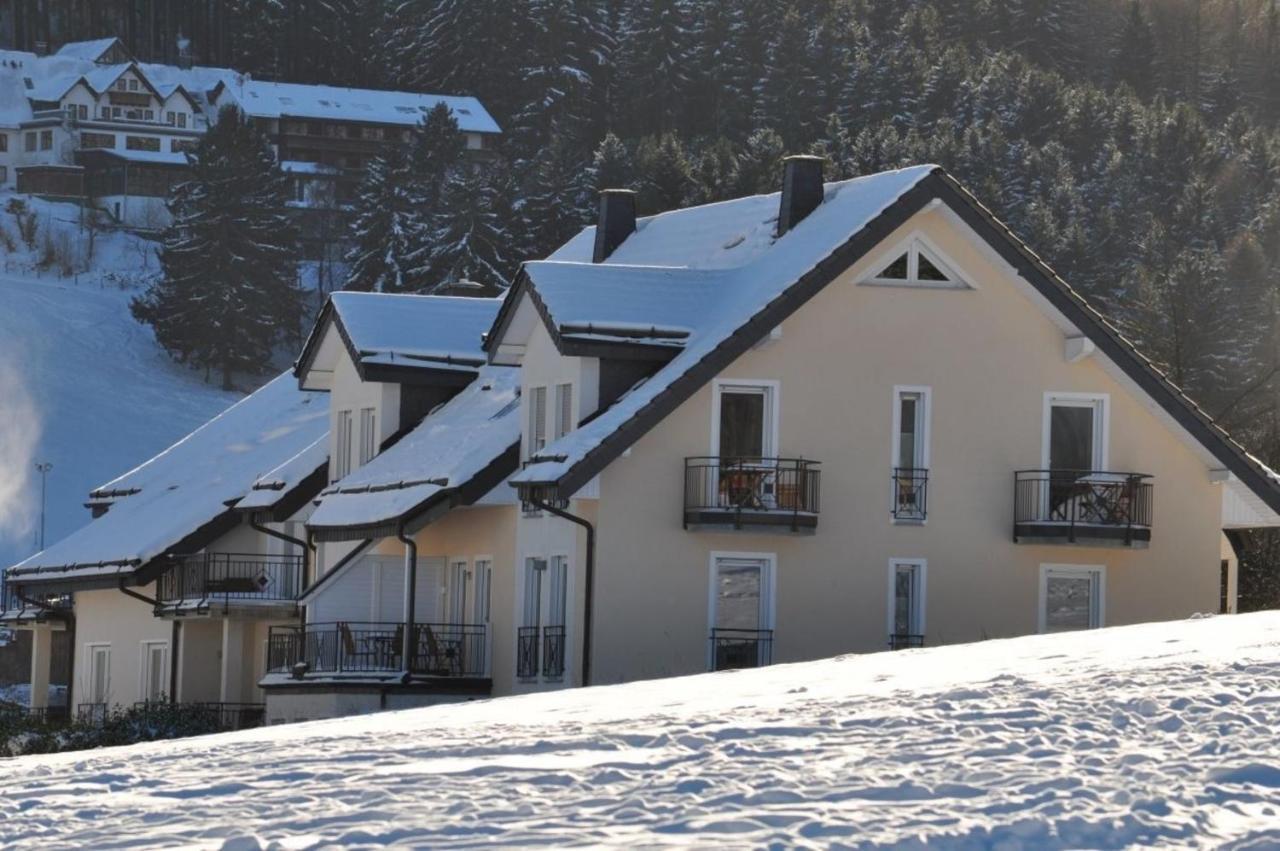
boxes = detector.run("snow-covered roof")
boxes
[296,293,502,389]
[216,79,501,134]
[54,38,124,62]
[510,166,937,487]
[235,434,330,515]
[307,366,520,536]
[6,373,328,586]
[87,148,190,166]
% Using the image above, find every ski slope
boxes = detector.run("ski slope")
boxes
[0,270,239,569]
[3,613,1280,849]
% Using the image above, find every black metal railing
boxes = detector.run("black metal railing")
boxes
[0,576,73,620]
[517,626,540,679]
[266,622,487,677]
[131,700,266,731]
[892,468,929,521]
[542,626,566,680]
[0,703,70,726]
[710,628,773,671]
[889,633,925,650]
[77,703,108,725]
[158,552,304,606]
[1014,470,1153,544]
[684,457,821,530]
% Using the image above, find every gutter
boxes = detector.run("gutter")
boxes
[118,579,159,609]
[531,498,595,687]
[396,518,417,677]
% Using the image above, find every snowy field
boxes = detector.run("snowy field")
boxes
[4,614,1280,849]
[0,194,243,567]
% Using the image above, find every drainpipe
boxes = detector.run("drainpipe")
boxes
[249,514,311,601]
[118,579,159,609]
[396,518,417,677]
[170,621,180,705]
[531,497,595,688]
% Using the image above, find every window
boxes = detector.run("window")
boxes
[713,380,777,460]
[1045,393,1107,473]
[139,641,169,702]
[709,553,774,670]
[472,559,492,624]
[334,409,353,480]
[86,644,111,705]
[76,104,87,120]
[115,80,127,92]
[554,383,573,440]
[112,107,122,119]
[126,135,160,152]
[1039,565,1104,633]
[888,560,926,648]
[528,386,547,457]
[166,111,175,125]
[518,555,569,681]
[446,560,469,625]
[128,79,139,92]
[177,113,187,128]
[171,138,197,153]
[39,130,52,150]
[0,167,6,183]
[864,235,969,289]
[144,109,154,121]
[0,133,7,152]
[892,386,930,521]
[81,132,115,149]
[25,132,36,152]
[358,407,377,466]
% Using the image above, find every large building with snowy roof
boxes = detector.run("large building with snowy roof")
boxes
[0,36,500,230]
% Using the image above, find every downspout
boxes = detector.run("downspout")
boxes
[531,497,595,688]
[249,514,311,601]
[396,518,417,677]
[170,620,180,705]
[118,579,159,608]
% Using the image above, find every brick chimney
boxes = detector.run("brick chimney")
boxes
[777,155,825,237]
[592,189,637,263]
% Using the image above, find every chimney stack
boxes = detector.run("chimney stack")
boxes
[777,155,825,237]
[592,189,637,263]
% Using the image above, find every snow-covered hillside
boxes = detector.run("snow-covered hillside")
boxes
[4,614,1280,848]
[0,198,241,567]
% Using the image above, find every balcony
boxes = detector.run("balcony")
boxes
[710,628,773,671]
[892,467,929,522]
[156,553,304,615]
[1014,470,1153,547]
[0,578,72,625]
[266,621,489,681]
[684,457,821,532]
[516,625,567,681]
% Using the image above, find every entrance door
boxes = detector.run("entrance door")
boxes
[519,556,569,681]
[1046,396,1106,518]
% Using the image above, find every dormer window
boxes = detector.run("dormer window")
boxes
[863,235,971,290]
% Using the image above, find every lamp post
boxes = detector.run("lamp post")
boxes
[35,462,52,551]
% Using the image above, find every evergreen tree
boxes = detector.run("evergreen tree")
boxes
[636,133,694,213]
[617,0,695,134]
[343,147,422,293]
[132,105,301,391]
[409,102,465,211]
[591,132,636,192]
[732,127,785,195]
[424,166,513,291]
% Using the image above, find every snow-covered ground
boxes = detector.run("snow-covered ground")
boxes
[4,613,1280,849]
[0,195,241,567]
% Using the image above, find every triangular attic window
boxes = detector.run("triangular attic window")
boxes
[916,252,950,282]
[879,253,909,280]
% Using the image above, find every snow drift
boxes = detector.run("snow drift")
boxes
[4,613,1280,848]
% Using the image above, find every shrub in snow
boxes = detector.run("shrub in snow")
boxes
[0,699,225,756]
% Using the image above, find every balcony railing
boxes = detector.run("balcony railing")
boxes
[158,552,304,608]
[515,625,567,681]
[889,633,925,650]
[267,622,488,678]
[1014,470,1153,546]
[684,457,821,531]
[892,467,929,521]
[0,578,72,623]
[131,700,265,731]
[542,626,567,680]
[710,628,773,671]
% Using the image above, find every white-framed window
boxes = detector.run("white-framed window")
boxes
[446,559,469,625]
[0,166,6,183]
[334,409,353,480]
[554,382,573,440]
[177,112,187,128]
[1043,393,1108,472]
[518,554,570,681]
[1039,564,1105,633]
[77,104,87,120]
[887,559,927,647]
[708,552,775,670]
[138,640,169,702]
[86,643,111,705]
[527,386,547,458]
[472,558,492,624]
[712,379,779,460]
[891,386,931,521]
[358,407,377,466]
[166,111,175,125]
[862,232,971,289]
